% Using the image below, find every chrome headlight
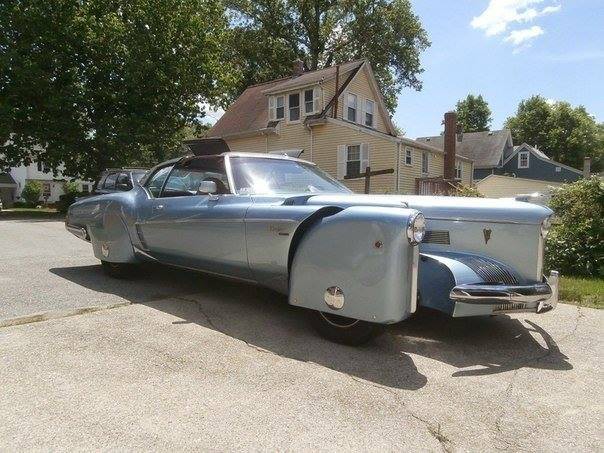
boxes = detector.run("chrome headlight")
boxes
[407,212,426,245]
[541,216,552,238]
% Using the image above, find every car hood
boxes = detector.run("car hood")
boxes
[294,193,552,225]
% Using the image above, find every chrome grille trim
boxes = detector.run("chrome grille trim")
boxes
[453,255,519,285]
[424,230,450,245]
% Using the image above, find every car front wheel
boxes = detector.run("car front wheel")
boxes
[101,260,136,279]
[310,311,383,345]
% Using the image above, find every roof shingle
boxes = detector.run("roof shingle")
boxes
[416,130,513,168]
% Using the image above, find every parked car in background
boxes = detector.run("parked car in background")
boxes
[66,153,558,345]
[92,168,148,195]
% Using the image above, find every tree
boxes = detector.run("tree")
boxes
[225,0,430,112]
[505,96,603,172]
[455,94,492,133]
[0,0,234,180]
[20,180,42,205]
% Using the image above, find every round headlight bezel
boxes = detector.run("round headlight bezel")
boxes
[541,216,552,238]
[407,212,426,245]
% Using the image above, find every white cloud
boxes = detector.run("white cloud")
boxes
[471,0,561,36]
[504,25,544,45]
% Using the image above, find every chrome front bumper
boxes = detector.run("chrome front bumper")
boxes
[449,271,559,317]
[65,223,90,241]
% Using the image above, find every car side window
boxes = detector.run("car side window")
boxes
[145,165,173,198]
[161,157,230,198]
[103,172,118,190]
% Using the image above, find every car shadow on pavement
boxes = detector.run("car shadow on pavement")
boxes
[51,263,572,389]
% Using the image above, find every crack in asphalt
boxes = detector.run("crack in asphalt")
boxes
[176,295,454,452]
[347,375,453,452]
[175,296,274,356]
[493,307,583,445]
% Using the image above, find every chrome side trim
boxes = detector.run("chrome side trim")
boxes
[409,246,419,313]
[426,217,535,226]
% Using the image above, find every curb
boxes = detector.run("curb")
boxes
[0,301,132,328]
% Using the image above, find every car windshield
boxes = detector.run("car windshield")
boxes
[230,157,350,195]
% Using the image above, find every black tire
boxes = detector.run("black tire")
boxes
[310,310,384,346]
[101,260,136,279]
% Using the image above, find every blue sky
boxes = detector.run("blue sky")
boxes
[395,0,604,138]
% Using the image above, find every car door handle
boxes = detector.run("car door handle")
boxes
[154,204,164,211]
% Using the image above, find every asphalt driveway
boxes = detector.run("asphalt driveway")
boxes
[0,219,602,451]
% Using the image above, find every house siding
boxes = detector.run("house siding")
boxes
[397,147,446,194]
[338,68,390,135]
[499,151,582,183]
[476,174,563,198]
[225,135,267,153]
[312,123,397,193]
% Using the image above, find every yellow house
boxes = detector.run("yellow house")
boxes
[205,59,473,194]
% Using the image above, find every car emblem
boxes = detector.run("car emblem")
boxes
[483,228,492,244]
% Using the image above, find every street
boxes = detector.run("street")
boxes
[0,219,602,451]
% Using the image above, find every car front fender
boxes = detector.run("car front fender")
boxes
[289,206,421,324]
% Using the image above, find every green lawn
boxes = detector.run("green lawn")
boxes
[560,276,604,309]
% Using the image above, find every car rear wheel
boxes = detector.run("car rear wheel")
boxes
[310,311,383,345]
[101,260,136,279]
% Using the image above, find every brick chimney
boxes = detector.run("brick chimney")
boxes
[583,156,591,178]
[443,111,457,180]
[292,58,304,77]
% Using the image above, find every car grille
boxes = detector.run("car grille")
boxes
[423,230,450,245]
[453,255,519,285]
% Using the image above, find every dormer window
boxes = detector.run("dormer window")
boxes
[518,151,529,168]
[346,93,357,122]
[288,93,300,121]
[276,96,284,119]
[365,99,375,127]
[269,95,285,121]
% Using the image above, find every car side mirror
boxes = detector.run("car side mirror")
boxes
[116,183,131,191]
[197,180,218,199]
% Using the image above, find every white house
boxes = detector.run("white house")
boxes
[0,161,92,207]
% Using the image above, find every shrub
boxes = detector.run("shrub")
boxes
[63,181,79,195]
[453,184,484,197]
[21,180,43,205]
[545,177,603,277]
[56,181,82,214]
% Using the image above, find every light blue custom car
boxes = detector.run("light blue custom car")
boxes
[66,152,558,345]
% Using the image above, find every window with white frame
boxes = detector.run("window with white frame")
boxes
[346,93,357,122]
[365,99,375,127]
[275,96,284,119]
[455,161,462,179]
[346,144,361,176]
[518,151,529,168]
[337,143,369,179]
[269,95,285,120]
[303,89,314,114]
[421,152,429,174]
[288,93,300,121]
[404,147,412,166]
